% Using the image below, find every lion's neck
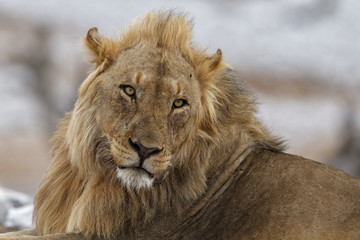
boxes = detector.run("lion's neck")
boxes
[165,128,255,218]
[189,142,253,209]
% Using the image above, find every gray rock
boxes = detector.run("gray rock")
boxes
[0,187,33,228]
[0,198,9,225]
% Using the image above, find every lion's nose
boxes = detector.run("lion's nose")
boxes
[128,139,162,166]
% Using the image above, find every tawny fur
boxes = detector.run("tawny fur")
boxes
[31,11,283,239]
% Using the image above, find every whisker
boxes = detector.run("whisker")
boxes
[152,156,172,163]
[112,143,133,155]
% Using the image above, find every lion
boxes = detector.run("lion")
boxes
[1,10,360,240]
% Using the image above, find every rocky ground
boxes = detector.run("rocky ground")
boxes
[0,187,33,231]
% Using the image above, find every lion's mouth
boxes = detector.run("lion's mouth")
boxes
[118,166,155,179]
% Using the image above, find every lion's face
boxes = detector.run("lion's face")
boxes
[95,46,200,190]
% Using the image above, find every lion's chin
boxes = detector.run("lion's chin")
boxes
[116,167,155,190]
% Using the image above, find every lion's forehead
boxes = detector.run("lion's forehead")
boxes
[113,47,194,80]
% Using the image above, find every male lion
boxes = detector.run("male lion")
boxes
[1,10,360,240]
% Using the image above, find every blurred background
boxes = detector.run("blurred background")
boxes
[0,0,359,199]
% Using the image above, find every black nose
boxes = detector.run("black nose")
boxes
[128,139,162,166]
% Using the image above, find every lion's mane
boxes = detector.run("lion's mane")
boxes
[33,11,283,239]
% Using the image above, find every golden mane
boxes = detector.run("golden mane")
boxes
[33,10,284,239]
[85,11,195,66]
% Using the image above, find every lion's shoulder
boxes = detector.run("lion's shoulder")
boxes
[222,149,360,238]
[243,149,358,183]
[235,149,360,198]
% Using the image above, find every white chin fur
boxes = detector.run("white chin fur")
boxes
[116,168,154,190]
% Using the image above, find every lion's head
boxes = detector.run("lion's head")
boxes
[33,11,283,239]
[94,45,204,190]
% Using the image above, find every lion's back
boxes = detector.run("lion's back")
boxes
[175,149,360,240]
[234,149,360,238]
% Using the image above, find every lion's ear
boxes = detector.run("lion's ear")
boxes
[84,27,116,67]
[207,49,223,71]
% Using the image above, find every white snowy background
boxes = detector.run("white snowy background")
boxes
[0,0,359,230]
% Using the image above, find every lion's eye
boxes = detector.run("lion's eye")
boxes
[120,85,135,97]
[173,99,187,108]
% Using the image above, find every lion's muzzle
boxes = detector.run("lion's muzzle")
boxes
[128,138,163,166]
[110,135,170,190]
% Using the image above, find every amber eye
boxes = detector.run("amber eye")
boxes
[120,85,135,97]
[173,99,187,108]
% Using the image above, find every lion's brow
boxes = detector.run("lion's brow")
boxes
[176,82,182,95]
[135,71,144,84]
[167,80,182,96]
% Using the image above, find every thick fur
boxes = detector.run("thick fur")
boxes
[31,11,282,239]
[2,10,359,240]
